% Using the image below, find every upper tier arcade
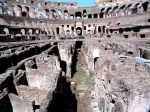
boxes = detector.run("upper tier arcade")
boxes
[0,0,149,20]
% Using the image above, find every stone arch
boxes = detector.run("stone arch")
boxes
[83,10,87,19]
[21,29,25,35]
[64,10,68,20]
[45,9,49,16]
[112,5,119,16]
[57,9,62,15]
[143,1,149,12]
[0,1,4,6]
[38,2,41,8]
[24,0,27,4]
[3,28,9,34]
[22,11,27,17]
[88,14,92,19]
[56,27,60,35]
[28,29,33,35]
[94,57,99,69]
[75,11,82,19]
[35,29,39,35]
[51,9,57,19]
[51,9,56,13]
[64,10,68,13]
[126,4,132,15]
[119,5,126,16]
[99,12,104,18]
[70,14,74,19]
[76,27,82,35]
[98,26,101,32]
[94,13,98,18]
[45,9,49,13]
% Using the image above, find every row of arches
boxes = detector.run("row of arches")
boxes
[4,0,149,20]
[41,0,149,20]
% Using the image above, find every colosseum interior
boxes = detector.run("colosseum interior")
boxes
[0,0,150,112]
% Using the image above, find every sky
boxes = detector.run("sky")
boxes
[47,0,94,7]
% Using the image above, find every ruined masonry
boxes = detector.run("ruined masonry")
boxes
[0,0,150,112]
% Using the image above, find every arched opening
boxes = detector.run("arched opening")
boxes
[45,9,49,13]
[56,27,60,35]
[64,10,68,20]
[75,11,82,19]
[70,14,74,19]
[98,26,101,32]
[71,4,73,7]
[64,4,66,7]
[7,10,11,15]
[143,2,149,12]
[38,2,41,8]
[88,14,92,19]
[3,28,9,34]
[83,10,87,14]
[51,3,54,7]
[24,0,27,3]
[94,57,99,70]
[100,13,104,18]
[0,2,3,6]
[76,27,82,36]
[22,12,27,17]
[45,9,49,16]
[51,9,56,19]
[82,10,87,19]
[21,29,25,35]
[58,10,62,15]
[94,13,98,18]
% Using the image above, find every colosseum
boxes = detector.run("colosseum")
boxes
[0,0,150,112]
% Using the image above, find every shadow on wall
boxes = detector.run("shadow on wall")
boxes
[71,41,83,78]
[60,61,67,74]
[47,76,77,112]
[1,75,18,95]
[0,95,13,112]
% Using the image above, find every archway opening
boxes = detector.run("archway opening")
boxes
[76,27,82,36]
[143,2,149,12]
[75,11,82,19]
[100,13,104,18]
[94,13,98,18]
[98,26,101,32]
[56,27,60,35]
[22,12,27,17]
[88,14,92,19]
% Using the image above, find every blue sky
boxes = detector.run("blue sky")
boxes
[48,0,94,7]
